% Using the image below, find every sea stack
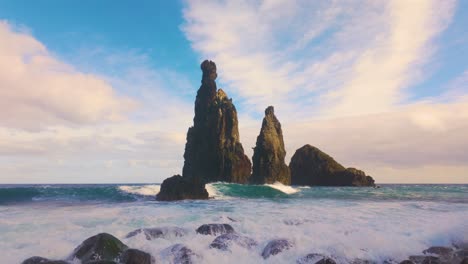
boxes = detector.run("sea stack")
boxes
[251,106,290,185]
[289,144,375,186]
[182,60,251,183]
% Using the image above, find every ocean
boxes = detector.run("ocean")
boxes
[0,183,467,263]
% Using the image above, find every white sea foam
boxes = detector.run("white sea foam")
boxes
[205,183,221,198]
[266,182,300,194]
[1,193,467,263]
[118,185,160,196]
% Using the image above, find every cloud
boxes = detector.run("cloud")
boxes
[182,0,456,116]
[0,21,137,130]
[184,0,467,183]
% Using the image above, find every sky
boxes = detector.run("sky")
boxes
[0,0,467,184]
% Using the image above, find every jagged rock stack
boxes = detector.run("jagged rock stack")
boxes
[157,60,252,201]
[157,60,376,201]
[182,60,251,183]
[250,106,290,185]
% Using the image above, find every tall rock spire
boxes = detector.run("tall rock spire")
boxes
[182,60,251,183]
[251,106,291,185]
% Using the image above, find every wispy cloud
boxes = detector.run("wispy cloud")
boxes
[183,0,467,183]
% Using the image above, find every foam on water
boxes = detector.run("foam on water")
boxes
[118,185,160,196]
[0,184,467,263]
[265,182,299,194]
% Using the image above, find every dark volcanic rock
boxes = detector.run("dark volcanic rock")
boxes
[68,233,128,263]
[121,249,153,264]
[251,106,290,185]
[290,144,375,186]
[409,255,441,264]
[156,175,208,201]
[423,246,454,256]
[261,238,294,259]
[182,60,251,183]
[125,226,188,240]
[196,223,234,236]
[164,244,199,264]
[210,233,258,251]
[86,261,117,264]
[399,261,415,264]
[297,254,336,264]
[22,256,69,264]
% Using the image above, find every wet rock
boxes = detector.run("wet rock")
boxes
[125,227,188,240]
[297,253,336,264]
[121,248,153,264]
[409,255,441,264]
[196,223,234,236]
[261,239,294,259]
[423,246,454,256]
[456,249,468,258]
[156,175,208,201]
[68,233,128,263]
[182,60,251,184]
[251,106,290,185]
[163,244,199,264]
[210,233,258,251]
[86,261,117,264]
[351,259,377,264]
[316,258,337,264]
[21,256,69,264]
[289,144,375,186]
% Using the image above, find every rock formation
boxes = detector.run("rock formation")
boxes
[156,175,209,201]
[289,144,375,186]
[251,106,290,185]
[182,60,251,183]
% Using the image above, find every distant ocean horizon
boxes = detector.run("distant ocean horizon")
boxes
[1,183,467,263]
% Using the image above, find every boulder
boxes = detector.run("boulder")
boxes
[68,233,128,263]
[182,60,251,183]
[423,246,454,256]
[251,106,290,185]
[21,257,68,264]
[210,233,258,251]
[297,254,336,264]
[261,239,294,259]
[196,223,234,236]
[156,175,208,201]
[163,244,198,264]
[289,144,375,186]
[409,255,441,264]
[121,249,153,264]
[125,227,188,240]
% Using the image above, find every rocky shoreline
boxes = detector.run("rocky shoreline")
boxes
[22,223,468,264]
[157,60,376,201]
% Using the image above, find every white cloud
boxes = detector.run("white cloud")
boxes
[0,21,137,130]
[184,0,467,183]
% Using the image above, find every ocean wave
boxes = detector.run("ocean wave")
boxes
[118,185,160,196]
[265,182,300,194]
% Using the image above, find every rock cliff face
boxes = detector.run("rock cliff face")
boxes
[289,144,375,186]
[182,60,251,183]
[251,106,290,185]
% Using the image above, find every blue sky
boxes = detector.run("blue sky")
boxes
[0,0,467,183]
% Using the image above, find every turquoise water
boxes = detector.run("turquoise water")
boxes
[0,183,466,204]
[0,183,467,263]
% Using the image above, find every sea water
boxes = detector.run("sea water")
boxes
[0,183,467,263]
